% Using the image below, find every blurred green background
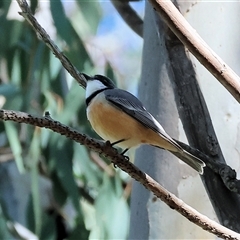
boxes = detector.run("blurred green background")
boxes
[0,0,143,239]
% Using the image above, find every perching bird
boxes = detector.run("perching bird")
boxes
[83,73,205,174]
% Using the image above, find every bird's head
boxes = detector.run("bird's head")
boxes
[83,73,116,98]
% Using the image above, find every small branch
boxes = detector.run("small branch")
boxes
[154,4,240,229]
[111,0,143,37]
[174,140,240,194]
[0,109,240,239]
[90,151,115,176]
[148,0,240,103]
[16,0,86,88]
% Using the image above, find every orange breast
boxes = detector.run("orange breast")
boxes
[87,93,177,151]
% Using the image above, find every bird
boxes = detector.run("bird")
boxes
[83,73,205,174]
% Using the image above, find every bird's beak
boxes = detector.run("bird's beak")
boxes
[81,73,92,81]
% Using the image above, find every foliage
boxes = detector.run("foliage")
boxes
[0,1,130,239]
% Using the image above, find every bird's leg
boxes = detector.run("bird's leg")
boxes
[121,148,129,161]
[105,139,130,167]
[112,148,130,168]
[110,139,130,160]
[110,138,126,146]
[111,140,129,161]
[113,149,130,168]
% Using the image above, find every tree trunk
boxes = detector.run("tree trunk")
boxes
[129,2,217,238]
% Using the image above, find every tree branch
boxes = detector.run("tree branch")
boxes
[110,0,143,37]
[151,6,240,230]
[12,0,240,237]
[148,0,240,103]
[174,140,240,194]
[16,0,86,88]
[0,109,239,239]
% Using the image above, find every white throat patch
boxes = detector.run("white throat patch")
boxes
[86,80,107,98]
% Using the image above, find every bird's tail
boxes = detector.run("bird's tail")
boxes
[170,150,205,174]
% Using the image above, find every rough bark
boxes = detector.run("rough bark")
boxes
[129,3,194,239]
[130,1,240,238]
[156,7,240,232]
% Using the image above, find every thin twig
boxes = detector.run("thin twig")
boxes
[111,0,143,37]
[0,109,239,239]
[16,0,86,88]
[149,0,240,103]
[174,140,240,194]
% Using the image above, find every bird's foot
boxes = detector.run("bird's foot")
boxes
[121,149,129,162]
[113,148,130,168]
[105,140,129,168]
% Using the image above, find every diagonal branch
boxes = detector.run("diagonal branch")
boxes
[148,0,240,103]
[174,140,240,194]
[110,0,143,37]
[16,0,86,88]
[0,109,239,240]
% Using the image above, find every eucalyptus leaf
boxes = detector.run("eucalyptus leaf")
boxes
[4,122,25,173]
[0,84,19,98]
[49,136,80,212]
[73,143,102,189]
[50,0,93,71]
[30,0,38,14]
[68,221,89,240]
[40,212,56,240]
[95,174,129,239]
[58,81,85,124]
[28,130,42,235]
[75,1,102,34]
[0,204,13,239]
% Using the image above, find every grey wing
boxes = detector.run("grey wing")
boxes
[104,89,177,145]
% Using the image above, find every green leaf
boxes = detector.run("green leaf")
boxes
[68,219,89,240]
[50,0,72,45]
[40,50,61,94]
[49,136,80,212]
[0,20,23,53]
[0,0,11,13]
[3,91,23,110]
[4,122,25,173]
[42,91,60,117]
[50,0,93,71]
[51,172,68,207]
[30,0,38,14]
[10,50,22,87]
[0,84,19,98]
[40,212,56,240]
[75,1,102,34]
[95,174,129,239]
[58,81,85,124]
[73,143,102,189]
[47,136,90,237]
[26,194,36,233]
[0,204,13,239]
[28,130,42,235]
[8,20,23,48]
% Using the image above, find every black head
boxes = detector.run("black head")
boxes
[82,73,116,89]
[93,75,116,89]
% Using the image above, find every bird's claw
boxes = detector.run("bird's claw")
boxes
[113,155,129,168]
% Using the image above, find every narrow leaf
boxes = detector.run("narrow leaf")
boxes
[4,122,24,173]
